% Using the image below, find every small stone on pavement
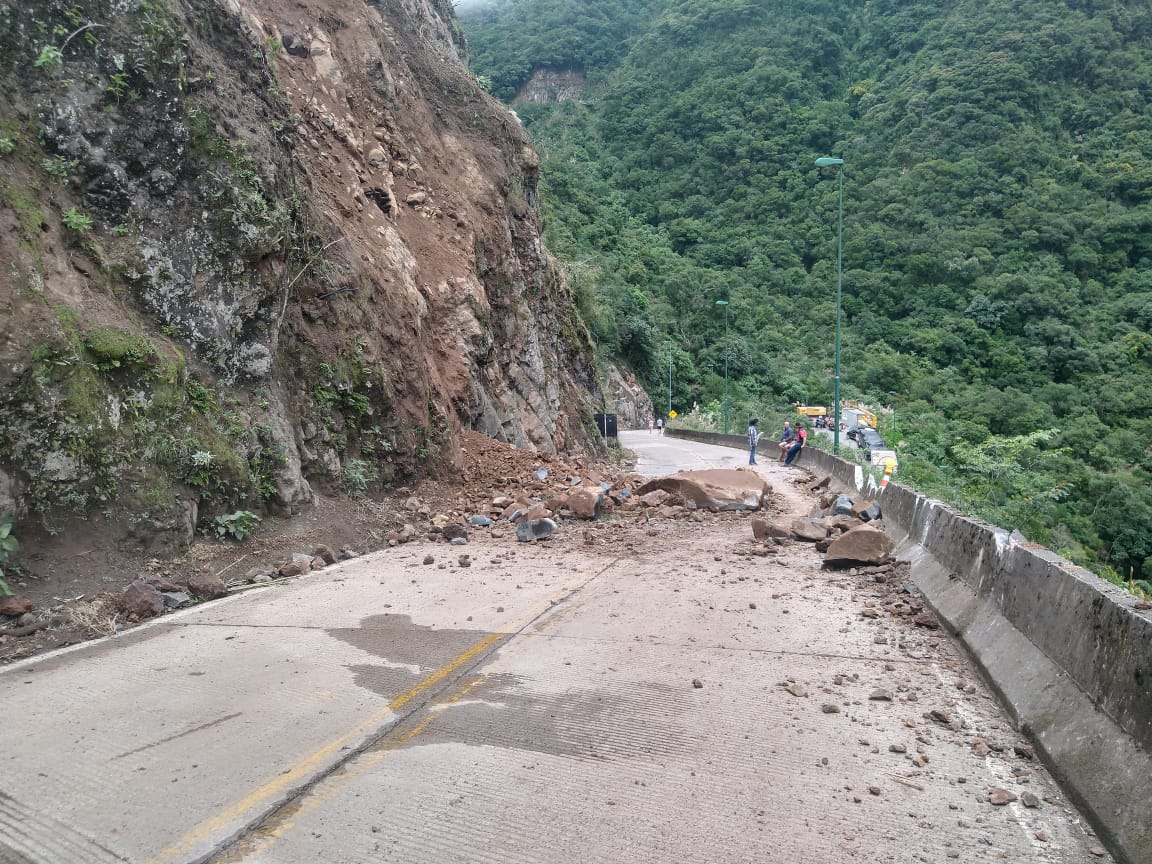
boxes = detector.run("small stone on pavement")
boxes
[988,788,1017,806]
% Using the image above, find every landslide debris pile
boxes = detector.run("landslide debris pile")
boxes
[749,475,896,567]
[1,432,774,647]
[432,431,772,531]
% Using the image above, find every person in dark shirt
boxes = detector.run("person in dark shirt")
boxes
[777,421,796,462]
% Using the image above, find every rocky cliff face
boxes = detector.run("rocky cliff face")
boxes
[515,68,586,104]
[0,0,606,546]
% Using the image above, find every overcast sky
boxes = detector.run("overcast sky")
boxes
[455,0,500,13]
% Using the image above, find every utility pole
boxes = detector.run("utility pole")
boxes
[814,156,845,455]
[715,300,729,434]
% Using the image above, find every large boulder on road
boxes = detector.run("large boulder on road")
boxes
[824,524,895,565]
[635,469,770,512]
[791,518,829,541]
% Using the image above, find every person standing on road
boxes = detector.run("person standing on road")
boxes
[777,421,796,463]
[747,418,760,464]
[784,422,807,466]
[648,414,654,434]
[656,417,664,435]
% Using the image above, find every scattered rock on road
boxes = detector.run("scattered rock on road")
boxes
[639,489,669,508]
[516,518,557,542]
[187,568,229,601]
[567,487,604,519]
[278,560,310,579]
[988,788,1018,805]
[441,524,468,541]
[751,518,789,540]
[312,545,337,566]
[161,591,190,609]
[386,524,418,546]
[790,518,828,541]
[116,581,165,619]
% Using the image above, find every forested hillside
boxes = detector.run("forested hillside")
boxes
[462,0,1152,588]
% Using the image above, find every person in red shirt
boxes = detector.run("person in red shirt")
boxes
[783,422,807,465]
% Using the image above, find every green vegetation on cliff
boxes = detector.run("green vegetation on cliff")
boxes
[463,0,1152,588]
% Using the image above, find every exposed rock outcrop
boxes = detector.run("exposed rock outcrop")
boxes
[515,68,586,104]
[599,365,655,431]
[0,0,612,546]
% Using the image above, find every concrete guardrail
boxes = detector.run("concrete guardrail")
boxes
[667,427,1152,864]
[662,427,751,451]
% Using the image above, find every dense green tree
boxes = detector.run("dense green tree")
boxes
[463,0,1152,585]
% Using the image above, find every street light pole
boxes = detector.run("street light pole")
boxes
[666,339,673,420]
[715,300,729,434]
[814,156,845,456]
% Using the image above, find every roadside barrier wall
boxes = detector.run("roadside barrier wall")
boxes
[662,428,750,450]
[666,428,1151,863]
[797,445,1152,864]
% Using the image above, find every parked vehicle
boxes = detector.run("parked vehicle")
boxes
[795,405,827,419]
[856,428,898,468]
[857,428,885,457]
[842,406,878,431]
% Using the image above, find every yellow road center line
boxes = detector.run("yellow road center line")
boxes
[150,562,613,864]
[217,677,489,862]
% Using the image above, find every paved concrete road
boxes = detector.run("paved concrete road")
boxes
[0,434,1106,863]
[619,429,752,475]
